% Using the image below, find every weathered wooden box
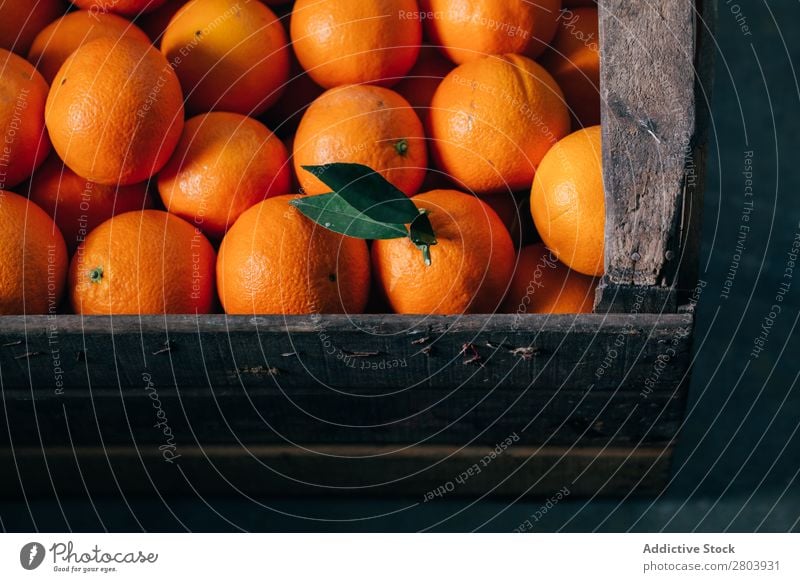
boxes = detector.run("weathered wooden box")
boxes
[0,0,715,499]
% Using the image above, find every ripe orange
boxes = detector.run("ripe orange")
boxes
[69,210,216,314]
[28,10,150,84]
[294,84,427,197]
[530,125,604,277]
[291,0,422,89]
[71,0,167,17]
[158,112,291,241]
[161,0,289,115]
[0,49,51,188]
[428,54,570,195]
[0,0,65,55]
[394,46,454,121]
[501,243,597,314]
[217,195,371,314]
[419,0,561,64]
[45,35,184,186]
[0,190,67,315]
[540,7,600,128]
[28,153,153,253]
[372,189,515,314]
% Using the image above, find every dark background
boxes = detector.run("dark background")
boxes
[2,2,798,532]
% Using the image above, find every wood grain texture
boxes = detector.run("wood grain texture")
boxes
[0,445,672,499]
[597,0,710,309]
[0,314,692,448]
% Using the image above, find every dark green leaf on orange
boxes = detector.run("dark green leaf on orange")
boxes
[300,163,419,224]
[290,193,408,240]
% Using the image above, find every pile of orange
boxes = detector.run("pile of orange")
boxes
[0,0,603,316]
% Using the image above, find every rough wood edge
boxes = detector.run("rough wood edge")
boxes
[596,0,713,312]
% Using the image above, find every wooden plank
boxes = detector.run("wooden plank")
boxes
[0,444,673,498]
[0,314,692,447]
[597,0,708,310]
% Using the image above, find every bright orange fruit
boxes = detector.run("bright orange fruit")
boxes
[0,190,68,315]
[158,112,291,240]
[428,54,570,195]
[161,0,290,115]
[45,36,184,185]
[530,125,605,277]
[291,0,422,88]
[372,189,515,314]
[217,195,371,315]
[71,0,167,17]
[419,0,561,63]
[294,84,427,197]
[0,49,51,188]
[69,210,216,314]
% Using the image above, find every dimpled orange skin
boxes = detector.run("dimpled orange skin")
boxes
[28,10,151,83]
[530,125,604,277]
[291,0,422,89]
[217,195,371,315]
[419,0,562,64]
[0,0,65,55]
[372,189,515,315]
[500,243,597,314]
[0,191,68,315]
[69,210,216,315]
[294,85,427,197]
[45,36,184,186]
[161,0,289,116]
[71,0,167,17]
[428,54,570,195]
[0,50,52,188]
[28,153,153,253]
[539,7,600,128]
[158,112,292,241]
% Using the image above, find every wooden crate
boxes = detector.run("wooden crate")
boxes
[0,0,715,499]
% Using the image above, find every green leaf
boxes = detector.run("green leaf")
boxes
[301,163,419,224]
[290,193,408,240]
[410,211,437,266]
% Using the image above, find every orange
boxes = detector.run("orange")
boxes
[161,0,289,115]
[0,49,51,188]
[501,243,597,314]
[45,35,184,186]
[394,46,454,121]
[28,10,150,83]
[28,153,153,253]
[69,210,216,314]
[428,54,570,195]
[0,190,68,314]
[294,84,427,197]
[419,0,561,64]
[291,0,422,89]
[158,112,291,241]
[540,7,600,128]
[372,189,514,314]
[217,195,370,314]
[530,125,604,277]
[0,0,65,55]
[71,0,167,17]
